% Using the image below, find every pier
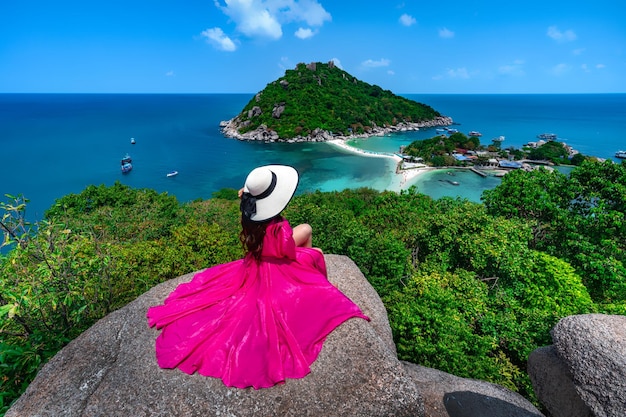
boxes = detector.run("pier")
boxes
[470,167,488,177]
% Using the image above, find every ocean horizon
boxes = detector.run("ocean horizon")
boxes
[2,93,625,222]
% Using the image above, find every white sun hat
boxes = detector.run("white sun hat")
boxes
[240,165,299,222]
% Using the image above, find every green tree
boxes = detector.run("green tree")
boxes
[482,161,626,304]
[233,62,442,138]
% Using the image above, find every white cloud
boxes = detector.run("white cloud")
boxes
[165,70,175,77]
[547,26,577,42]
[387,70,395,75]
[399,13,416,27]
[201,27,237,51]
[214,0,331,40]
[278,56,292,71]
[581,63,605,73]
[438,27,454,39]
[362,58,391,68]
[446,67,469,78]
[432,67,469,80]
[498,59,525,76]
[294,27,315,39]
[573,48,585,55]
[283,0,332,26]
[551,63,572,75]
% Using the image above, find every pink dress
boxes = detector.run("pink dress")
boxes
[147,218,369,389]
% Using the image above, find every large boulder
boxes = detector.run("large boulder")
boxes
[7,254,545,417]
[404,363,544,417]
[6,255,424,417]
[528,314,626,417]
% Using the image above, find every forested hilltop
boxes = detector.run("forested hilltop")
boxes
[220,61,450,141]
[1,159,625,414]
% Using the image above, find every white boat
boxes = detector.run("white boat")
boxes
[468,131,482,137]
[166,171,179,177]
[615,151,626,159]
[537,133,557,140]
[492,136,505,142]
[121,154,132,173]
[131,137,136,144]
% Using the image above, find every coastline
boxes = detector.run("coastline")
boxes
[326,139,435,192]
[220,116,454,143]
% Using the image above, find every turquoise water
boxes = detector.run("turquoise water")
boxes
[2,93,625,221]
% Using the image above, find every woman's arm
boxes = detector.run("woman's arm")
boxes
[292,223,313,248]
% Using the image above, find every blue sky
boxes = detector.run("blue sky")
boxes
[1,0,624,94]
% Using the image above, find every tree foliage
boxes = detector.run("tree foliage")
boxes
[402,132,479,165]
[482,160,626,304]
[2,159,625,412]
[233,62,442,138]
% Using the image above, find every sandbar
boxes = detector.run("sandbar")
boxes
[326,139,434,192]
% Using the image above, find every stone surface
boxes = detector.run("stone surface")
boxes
[6,255,424,417]
[7,254,551,417]
[527,346,592,417]
[551,314,626,417]
[404,363,544,417]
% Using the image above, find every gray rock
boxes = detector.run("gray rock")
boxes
[6,255,424,417]
[272,103,285,119]
[551,314,626,417]
[528,346,592,417]
[404,363,544,417]
[7,255,551,417]
[247,105,261,118]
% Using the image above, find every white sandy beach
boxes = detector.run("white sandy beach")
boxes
[326,139,434,191]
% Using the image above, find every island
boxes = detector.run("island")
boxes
[219,61,598,189]
[220,61,452,142]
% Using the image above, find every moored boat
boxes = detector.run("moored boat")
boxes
[468,131,482,137]
[167,170,179,177]
[492,135,505,142]
[121,154,133,173]
[131,137,136,144]
[537,133,558,140]
[615,150,626,159]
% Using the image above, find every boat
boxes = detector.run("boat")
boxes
[468,131,482,137]
[131,137,136,144]
[492,136,506,142]
[166,171,179,177]
[446,128,459,134]
[615,151,626,159]
[537,133,558,140]
[121,154,132,173]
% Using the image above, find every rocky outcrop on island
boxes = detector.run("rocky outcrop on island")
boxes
[218,61,450,143]
[219,115,454,143]
[527,314,626,417]
[6,255,542,417]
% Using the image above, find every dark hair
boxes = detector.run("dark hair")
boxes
[239,215,280,261]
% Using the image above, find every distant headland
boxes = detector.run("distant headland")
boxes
[220,61,452,143]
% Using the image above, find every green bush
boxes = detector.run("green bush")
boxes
[2,165,623,413]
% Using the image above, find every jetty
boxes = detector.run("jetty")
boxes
[470,167,488,177]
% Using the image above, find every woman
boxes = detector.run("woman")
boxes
[147,165,369,389]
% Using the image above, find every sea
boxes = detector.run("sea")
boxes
[2,93,625,222]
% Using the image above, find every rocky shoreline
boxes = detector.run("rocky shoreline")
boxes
[219,116,454,143]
